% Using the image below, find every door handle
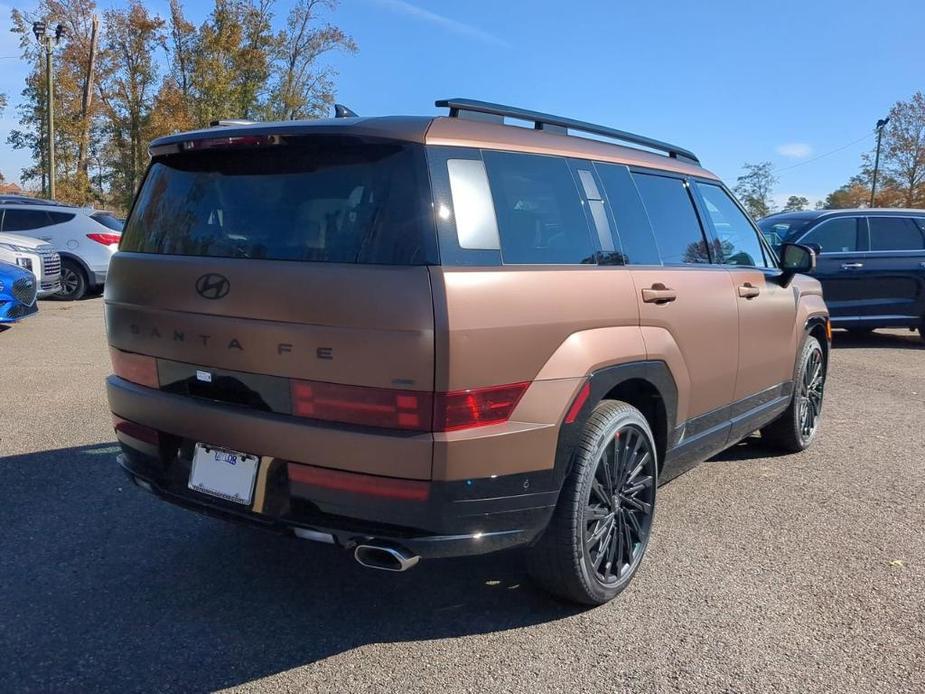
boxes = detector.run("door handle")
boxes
[737,283,760,299]
[841,262,864,270]
[641,283,677,304]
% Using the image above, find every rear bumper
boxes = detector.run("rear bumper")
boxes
[109,376,559,559]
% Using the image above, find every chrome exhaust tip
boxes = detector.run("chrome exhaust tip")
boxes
[354,543,420,572]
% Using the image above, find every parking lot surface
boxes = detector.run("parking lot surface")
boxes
[1,299,923,693]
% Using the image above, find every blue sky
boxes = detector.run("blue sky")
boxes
[2,0,923,206]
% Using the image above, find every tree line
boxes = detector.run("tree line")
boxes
[6,0,355,212]
[734,91,925,218]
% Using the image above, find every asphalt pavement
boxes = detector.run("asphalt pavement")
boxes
[1,298,923,693]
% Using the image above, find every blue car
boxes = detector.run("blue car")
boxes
[0,261,39,323]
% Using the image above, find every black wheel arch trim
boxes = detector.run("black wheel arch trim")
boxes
[552,360,678,490]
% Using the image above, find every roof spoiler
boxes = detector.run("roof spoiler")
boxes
[435,98,700,165]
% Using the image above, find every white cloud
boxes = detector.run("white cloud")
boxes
[369,0,510,48]
[776,142,813,159]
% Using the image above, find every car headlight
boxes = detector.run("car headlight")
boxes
[16,257,33,271]
[0,242,35,254]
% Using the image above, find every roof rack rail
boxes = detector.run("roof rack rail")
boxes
[435,98,700,165]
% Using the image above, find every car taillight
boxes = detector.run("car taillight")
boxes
[110,348,158,388]
[87,233,121,246]
[433,382,530,432]
[289,379,530,432]
[291,380,433,431]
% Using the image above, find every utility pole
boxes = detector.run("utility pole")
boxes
[870,116,890,208]
[32,21,66,200]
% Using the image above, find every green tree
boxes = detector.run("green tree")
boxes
[99,0,165,208]
[782,195,809,212]
[734,161,778,219]
[270,0,356,120]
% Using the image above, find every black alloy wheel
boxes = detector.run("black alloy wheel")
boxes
[583,425,655,586]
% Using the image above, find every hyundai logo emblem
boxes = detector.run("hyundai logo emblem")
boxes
[195,273,230,300]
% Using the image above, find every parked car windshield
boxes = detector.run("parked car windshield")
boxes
[757,216,813,251]
[121,138,436,265]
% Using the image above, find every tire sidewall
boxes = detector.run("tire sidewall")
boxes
[572,404,658,604]
[790,335,824,448]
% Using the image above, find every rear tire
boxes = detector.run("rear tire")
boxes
[527,400,657,606]
[761,336,825,453]
[55,259,88,301]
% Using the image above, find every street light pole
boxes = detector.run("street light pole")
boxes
[870,117,890,208]
[32,21,65,201]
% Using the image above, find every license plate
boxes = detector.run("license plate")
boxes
[188,444,259,506]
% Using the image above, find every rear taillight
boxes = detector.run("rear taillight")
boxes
[291,380,433,431]
[433,382,530,432]
[110,348,158,388]
[87,232,121,246]
[112,415,160,446]
[289,379,530,432]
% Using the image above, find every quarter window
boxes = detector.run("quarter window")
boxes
[868,217,925,251]
[482,151,595,265]
[632,173,710,264]
[695,182,769,267]
[800,218,859,253]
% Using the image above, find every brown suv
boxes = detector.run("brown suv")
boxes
[106,99,829,605]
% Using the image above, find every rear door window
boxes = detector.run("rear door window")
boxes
[594,163,660,265]
[481,151,595,264]
[868,217,925,251]
[632,173,711,264]
[2,209,51,231]
[800,218,860,253]
[121,139,436,265]
[695,182,769,267]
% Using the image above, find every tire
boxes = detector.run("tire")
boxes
[527,400,657,606]
[761,335,825,453]
[56,258,88,301]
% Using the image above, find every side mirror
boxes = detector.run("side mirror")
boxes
[778,243,816,286]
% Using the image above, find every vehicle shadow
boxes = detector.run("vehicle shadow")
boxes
[831,329,923,350]
[0,443,581,693]
[707,435,780,462]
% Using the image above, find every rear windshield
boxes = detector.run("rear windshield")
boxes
[121,138,436,265]
[91,212,124,231]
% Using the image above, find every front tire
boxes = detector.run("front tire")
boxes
[527,400,657,605]
[761,335,825,452]
[56,259,88,301]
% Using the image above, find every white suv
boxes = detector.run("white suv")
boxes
[0,197,122,300]
[0,232,61,298]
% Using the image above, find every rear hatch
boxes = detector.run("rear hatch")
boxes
[106,135,438,477]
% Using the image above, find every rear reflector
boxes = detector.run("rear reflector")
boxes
[291,380,433,431]
[288,463,430,501]
[433,382,530,432]
[110,348,159,388]
[564,381,591,424]
[112,415,160,446]
[86,232,121,246]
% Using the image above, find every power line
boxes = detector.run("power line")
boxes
[774,131,874,174]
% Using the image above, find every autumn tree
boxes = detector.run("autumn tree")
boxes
[270,0,356,120]
[734,162,778,219]
[782,195,809,212]
[99,1,165,209]
[876,91,925,207]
